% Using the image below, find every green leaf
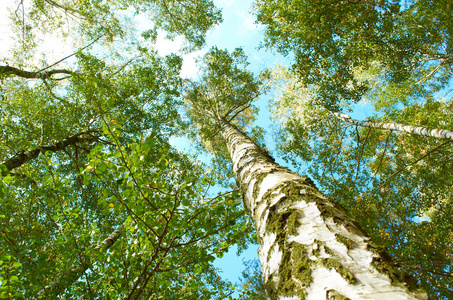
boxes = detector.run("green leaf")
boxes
[2,176,13,184]
[182,198,190,206]
[83,173,91,185]
[98,163,107,171]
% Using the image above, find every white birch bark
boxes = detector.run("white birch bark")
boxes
[219,119,427,300]
[332,112,453,141]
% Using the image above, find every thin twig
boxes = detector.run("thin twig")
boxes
[371,131,393,179]
[401,263,453,278]
[373,141,451,194]
[110,56,140,77]
[37,34,106,73]
[354,127,371,182]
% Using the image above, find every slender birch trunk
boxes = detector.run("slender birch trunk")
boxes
[219,119,427,299]
[36,224,125,298]
[332,111,453,141]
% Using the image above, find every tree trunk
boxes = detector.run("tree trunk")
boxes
[219,119,427,299]
[36,224,125,298]
[332,111,453,141]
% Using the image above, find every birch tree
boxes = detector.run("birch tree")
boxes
[1,118,247,298]
[268,66,453,298]
[2,0,450,298]
[0,63,248,299]
[185,48,427,299]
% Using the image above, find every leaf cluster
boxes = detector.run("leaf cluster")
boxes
[254,0,453,110]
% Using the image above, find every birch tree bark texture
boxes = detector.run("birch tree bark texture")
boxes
[332,112,453,141]
[219,119,427,300]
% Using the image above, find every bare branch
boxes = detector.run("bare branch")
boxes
[354,127,371,182]
[371,130,393,179]
[37,34,106,73]
[43,0,82,16]
[415,60,445,85]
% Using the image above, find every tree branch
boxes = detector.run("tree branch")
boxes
[0,65,73,80]
[373,141,451,194]
[43,0,82,16]
[371,130,393,179]
[37,33,105,73]
[354,127,371,181]
[1,131,99,175]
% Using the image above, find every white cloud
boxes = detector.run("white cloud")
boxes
[155,30,185,56]
[154,30,202,79]
[242,12,260,31]
[180,50,202,79]
[215,0,235,7]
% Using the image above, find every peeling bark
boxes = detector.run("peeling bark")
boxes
[36,225,125,298]
[219,119,427,300]
[0,65,73,80]
[332,111,453,141]
[1,131,98,175]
